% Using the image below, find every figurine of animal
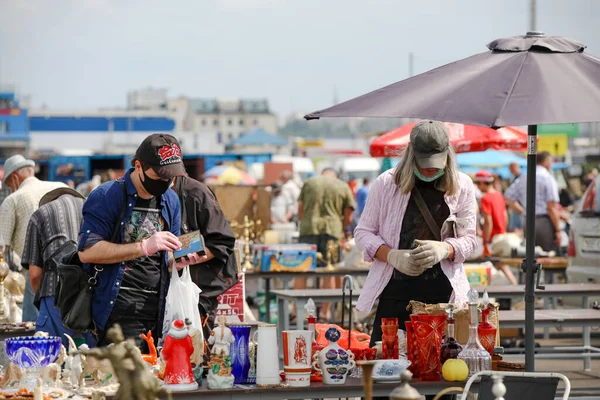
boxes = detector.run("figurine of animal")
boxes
[64,333,85,388]
[141,331,158,366]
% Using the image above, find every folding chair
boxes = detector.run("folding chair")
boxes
[460,371,571,400]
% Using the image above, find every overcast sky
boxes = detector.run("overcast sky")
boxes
[1,0,599,116]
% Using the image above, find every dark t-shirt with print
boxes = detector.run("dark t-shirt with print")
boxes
[393,178,451,280]
[112,196,164,320]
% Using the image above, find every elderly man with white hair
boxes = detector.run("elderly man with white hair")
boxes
[0,154,67,322]
[354,120,477,347]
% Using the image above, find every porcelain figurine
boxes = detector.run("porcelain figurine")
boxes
[141,331,158,366]
[161,319,198,392]
[312,327,355,385]
[208,316,235,357]
[80,324,168,400]
[207,350,235,388]
[185,318,205,385]
[64,333,85,389]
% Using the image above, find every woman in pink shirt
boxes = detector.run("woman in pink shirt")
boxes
[354,121,476,346]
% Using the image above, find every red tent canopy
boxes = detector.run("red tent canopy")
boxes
[370,121,528,157]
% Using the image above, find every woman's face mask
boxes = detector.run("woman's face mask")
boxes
[414,167,445,182]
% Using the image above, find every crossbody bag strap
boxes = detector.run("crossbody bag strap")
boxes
[90,179,128,284]
[176,177,189,233]
[411,186,441,242]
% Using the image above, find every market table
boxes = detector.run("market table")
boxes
[108,377,478,399]
[499,309,600,371]
[245,267,370,323]
[273,283,600,332]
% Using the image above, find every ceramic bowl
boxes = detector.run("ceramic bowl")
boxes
[371,358,411,382]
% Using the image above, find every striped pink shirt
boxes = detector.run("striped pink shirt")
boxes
[354,169,476,312]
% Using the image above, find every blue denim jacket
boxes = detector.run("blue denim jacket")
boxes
[78,169,181,331]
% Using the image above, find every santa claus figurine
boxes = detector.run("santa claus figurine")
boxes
[161,319,199,392]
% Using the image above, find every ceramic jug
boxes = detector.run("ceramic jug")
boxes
[312,327,355,385]
[254,324,280,386]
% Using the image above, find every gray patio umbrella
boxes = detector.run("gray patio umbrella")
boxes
[305,31,600,371]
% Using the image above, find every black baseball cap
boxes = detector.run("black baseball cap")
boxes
[135,134,186,179]
[409,120,450,169]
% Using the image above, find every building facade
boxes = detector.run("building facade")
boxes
[0,89,29,159]
[186,98,278,142]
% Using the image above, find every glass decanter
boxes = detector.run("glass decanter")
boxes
[440,304,462,365]
[458,288,491,377]
[304,298,323,382]
[478,290,497,358]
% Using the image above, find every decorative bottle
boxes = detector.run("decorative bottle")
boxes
[305,298,323,382]
[478,290,497,358]
[440,304,462,365]
[458,288,491,377]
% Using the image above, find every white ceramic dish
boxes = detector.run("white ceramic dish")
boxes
[371,358,411,382]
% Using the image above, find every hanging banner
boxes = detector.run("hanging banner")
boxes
[216,273,245,323]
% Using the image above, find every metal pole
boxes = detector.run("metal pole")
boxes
[530,0,537,31]
[524,124,538,371]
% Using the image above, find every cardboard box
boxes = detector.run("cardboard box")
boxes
[253,244,317,272]
[464,264,492,286]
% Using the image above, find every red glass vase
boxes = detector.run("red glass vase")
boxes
[382,317,398,326]
[478,307,497,358]
[412,314,447,381]
[404,320,419,378]
[381,324,399,359]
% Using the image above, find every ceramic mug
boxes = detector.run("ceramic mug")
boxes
[282,330,313,387]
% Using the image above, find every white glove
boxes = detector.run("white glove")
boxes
[387,249,428,277]
[409,240,451,269]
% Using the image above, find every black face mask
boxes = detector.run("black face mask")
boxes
[140,169,172,196]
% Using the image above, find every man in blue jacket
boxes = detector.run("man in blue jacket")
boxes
[78,134,187,347]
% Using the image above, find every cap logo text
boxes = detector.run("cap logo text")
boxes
[158,144,181,165]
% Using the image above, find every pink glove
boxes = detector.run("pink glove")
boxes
[141,232,182,256]
[173,252,208,270]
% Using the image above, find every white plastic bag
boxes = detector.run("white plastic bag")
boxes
[181,266,202,331]
[162,266,202,338]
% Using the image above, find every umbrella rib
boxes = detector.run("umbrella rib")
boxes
[493,53,530,127]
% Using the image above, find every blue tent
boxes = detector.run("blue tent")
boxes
[227,128,288,147]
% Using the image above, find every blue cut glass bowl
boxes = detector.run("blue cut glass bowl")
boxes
[5,336,62,369]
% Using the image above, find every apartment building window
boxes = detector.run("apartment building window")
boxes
[228,133,234,140]
[253,119,259,126]
[201,119,206,126]
[213,119,218,126]
[239,119,244,126]
[228,119,233,126]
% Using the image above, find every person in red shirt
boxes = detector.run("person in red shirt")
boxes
[474,170,507,256]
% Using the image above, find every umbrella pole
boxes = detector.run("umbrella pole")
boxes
[524,124,540,371]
